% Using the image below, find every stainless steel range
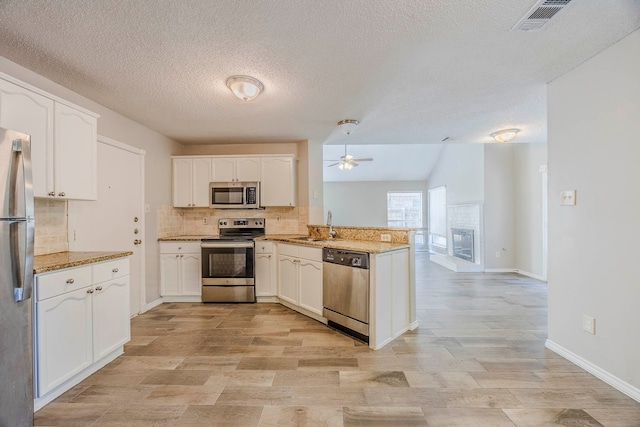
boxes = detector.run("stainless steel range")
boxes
[201,218,265,303]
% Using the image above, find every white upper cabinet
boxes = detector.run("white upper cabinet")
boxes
[172,157,212,207]
[261,156,297,207]
[212,157,260,182]
[54,103,98,200]
[0,77,98,200]
[0,79,54,198]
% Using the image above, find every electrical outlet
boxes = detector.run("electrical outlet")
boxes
[582,315,596,335]
[380,234,391,242]
[495,251,501,258]
[202,217,208,225]
[561,190,576,206]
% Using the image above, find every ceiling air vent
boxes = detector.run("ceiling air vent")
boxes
[513,0,574,31]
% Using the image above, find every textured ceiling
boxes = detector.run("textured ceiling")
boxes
[0,1,639,155]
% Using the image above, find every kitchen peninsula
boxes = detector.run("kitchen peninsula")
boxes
[160,224,417,350]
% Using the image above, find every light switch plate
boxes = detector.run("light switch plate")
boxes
[582,315,596,335]
[561,190,576,206]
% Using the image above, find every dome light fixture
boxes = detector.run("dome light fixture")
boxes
[226,75,264,101]
[490,128,520,143]
[337,119,360,135]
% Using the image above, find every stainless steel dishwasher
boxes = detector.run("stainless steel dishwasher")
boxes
[322,248,370,343]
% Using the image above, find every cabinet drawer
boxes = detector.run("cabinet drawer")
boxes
[255,241,274,254]
[159,241,201,254]
[278,243,298,257]
[298,246,322,262]
[36,266,92,301]
[93,258,130,284]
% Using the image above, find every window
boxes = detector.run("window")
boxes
[428,186,447,248]
[387,192,423,229]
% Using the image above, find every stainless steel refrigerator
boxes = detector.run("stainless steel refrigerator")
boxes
[0,127,35,426]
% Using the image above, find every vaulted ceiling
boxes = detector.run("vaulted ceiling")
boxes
[0,1,639,163]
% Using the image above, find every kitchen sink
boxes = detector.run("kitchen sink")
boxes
[292,237,327,242]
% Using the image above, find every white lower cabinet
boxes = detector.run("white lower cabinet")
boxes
[255,241,277,297]
[277,243,323,317]
[34,257,130,405]
[160,242,201,298]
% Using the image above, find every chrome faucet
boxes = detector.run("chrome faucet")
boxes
[327,210,337,239]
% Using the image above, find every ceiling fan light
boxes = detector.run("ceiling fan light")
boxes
[338,163,345,170]
[226,75,264,101]
[337,119,360,135]
[490,128,520,143]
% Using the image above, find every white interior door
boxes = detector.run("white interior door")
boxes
[68,137,145,317]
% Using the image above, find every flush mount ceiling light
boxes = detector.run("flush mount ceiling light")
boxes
[337,119,360,135]
[226,75,264,101]
[490,128,520,143]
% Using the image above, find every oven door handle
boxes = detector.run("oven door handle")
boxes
[201,242,254,249]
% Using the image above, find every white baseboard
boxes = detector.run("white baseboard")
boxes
[256,296,279,303]
[144,298,164,312]
[430,254,483,272]
[409,320,420,331]
[161,296,201,303]
[484,268,517,273]
[516,269,546,281]
[545,339,640,403]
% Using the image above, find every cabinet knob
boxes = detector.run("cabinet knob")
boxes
[180,254,184,258]
[58,192,65,197]
[95,286,103,291]
[134,217,139,222]
[66,278,74,284]
[134,239,142,245]
[87,288,94,294]
[48,191,55,197]
[134,229,139,234]
[175,254,179,258]
[112,268,119,273]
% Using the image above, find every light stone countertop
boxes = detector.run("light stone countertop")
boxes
[158,235,218,241]
[33,251,133,274]
[157,235,410,253]
[257,235,410,254]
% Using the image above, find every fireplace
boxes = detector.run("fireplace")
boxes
[452,228,474,262]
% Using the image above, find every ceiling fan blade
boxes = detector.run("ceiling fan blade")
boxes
[327,162,340,167]
[351,158,373,162]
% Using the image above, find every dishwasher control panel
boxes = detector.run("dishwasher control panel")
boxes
[322,248,370,269]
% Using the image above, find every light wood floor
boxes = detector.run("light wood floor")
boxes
[35,254,640,426]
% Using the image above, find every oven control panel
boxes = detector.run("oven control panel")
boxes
[218,218,265,228]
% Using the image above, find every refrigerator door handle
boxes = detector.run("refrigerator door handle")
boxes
[9,138,35,302]
[10,220,34,302]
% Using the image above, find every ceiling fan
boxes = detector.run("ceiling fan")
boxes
[327,145,373,170]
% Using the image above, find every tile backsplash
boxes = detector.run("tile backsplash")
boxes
[157,205,308,237]
[34,199,68,255]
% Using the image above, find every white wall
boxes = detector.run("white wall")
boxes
[323,181,428,227]
[513,143,547,277]
[427,143,484,205]
[548,30,640,391]
[483,144,515,269]
[0,56,180,305]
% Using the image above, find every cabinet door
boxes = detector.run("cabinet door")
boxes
[180,253,202,296]
[236,158,260,181]
[93,277,131,361]
[278,255,298,305]
[261,157,296,207]
[54,103,97,200]
[255,253,275,297]
[160,254,181,296]
[172,158,193,207]
[0,79,55,198]
[36,287,93,396]
[298,259,323,315]
[192,158,212,207]
[211,158,235,182]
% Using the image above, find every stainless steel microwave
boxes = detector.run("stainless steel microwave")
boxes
[210,181,260,209]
